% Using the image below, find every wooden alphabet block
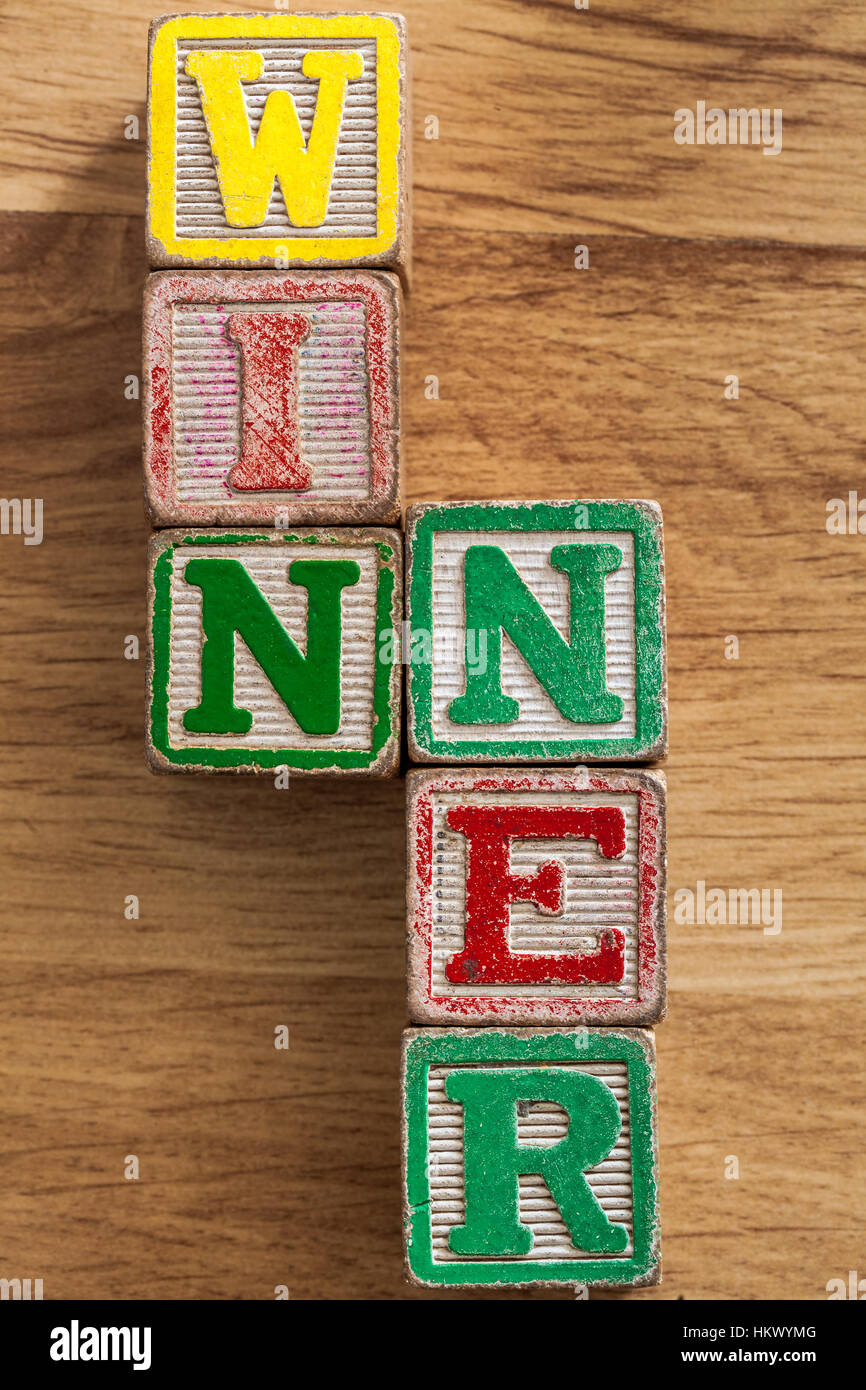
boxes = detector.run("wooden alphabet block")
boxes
[142,269,401,527]
[146,528,401,775]
[402,1027,660,1289]
[406,767,666,1027]
[405,500,667,763]
[146,13,410,277]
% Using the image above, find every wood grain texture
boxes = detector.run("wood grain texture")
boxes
[0,0,865,1302]
[0,0,863,245]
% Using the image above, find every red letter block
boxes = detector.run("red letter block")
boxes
[406,767,666,1026]
[143,269,401,526]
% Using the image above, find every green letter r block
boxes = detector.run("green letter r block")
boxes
[402,1027,660,1289]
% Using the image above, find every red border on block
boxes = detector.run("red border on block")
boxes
[143,270,398,524]
[406,767,666,1027]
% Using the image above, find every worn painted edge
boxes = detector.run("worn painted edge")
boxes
[401,1026,661,1288]
[142,268,402,527]
[145,525,401,776]
[404,500,667,764]
[145,11,410,284]
[405,766,667,1026]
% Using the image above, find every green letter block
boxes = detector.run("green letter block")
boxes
[147,529,402,775]
[406,500,667,763]
[402,1027,660,1288]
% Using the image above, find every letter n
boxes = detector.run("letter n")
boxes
[182,556,360,735]
[447,544,624,725]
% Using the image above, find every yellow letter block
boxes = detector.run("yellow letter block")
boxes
[147,13,409,277]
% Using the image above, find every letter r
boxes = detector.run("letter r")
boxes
[446,1067,628,1257]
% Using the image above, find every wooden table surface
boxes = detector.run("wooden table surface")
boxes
[0,0,864,1301]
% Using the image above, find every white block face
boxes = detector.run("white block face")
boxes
[171,298,373,506]
[166,541,379,753]
[143,270,401,528]
[429,529,637,744]
[429,789,641,1000]
[173,35,379,243]
[427,1060,634,1264]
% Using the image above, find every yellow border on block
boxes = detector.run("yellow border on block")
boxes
[149,13,401,262]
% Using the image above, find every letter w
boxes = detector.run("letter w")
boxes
[185,49,364,227]
[182,556,360,736]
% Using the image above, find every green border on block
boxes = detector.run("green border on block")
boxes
[403,1029,658,1287]
[407,501,664,759]
[150,532,396,770]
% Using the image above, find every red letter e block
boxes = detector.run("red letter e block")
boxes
[406,768,666,1026]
